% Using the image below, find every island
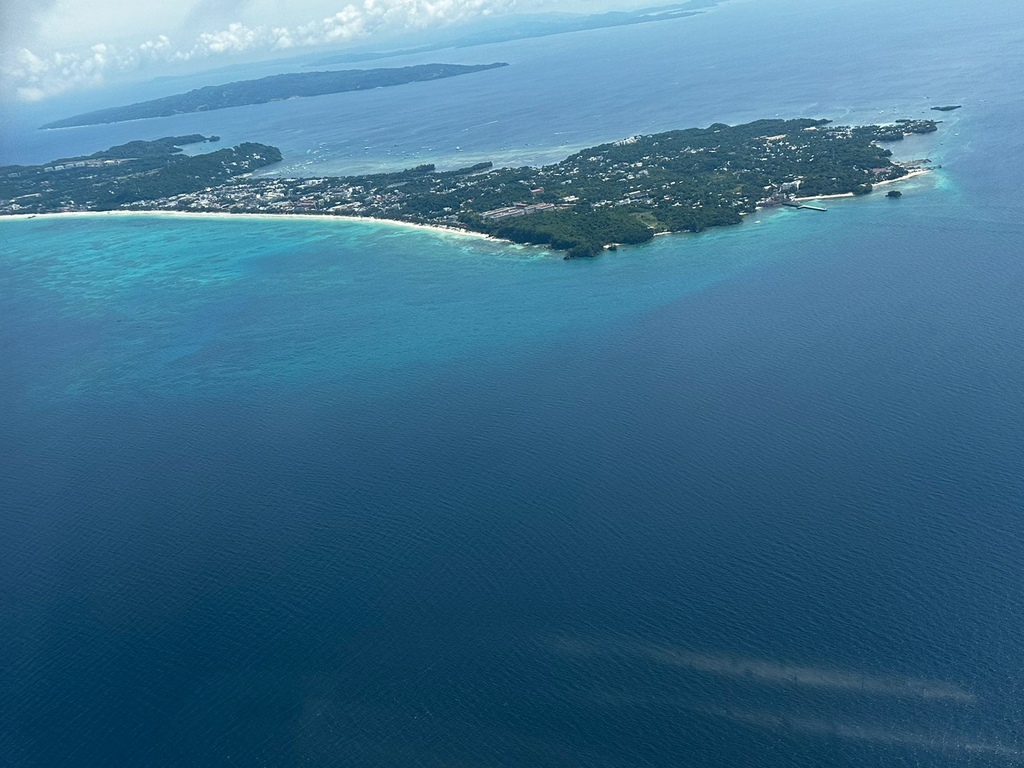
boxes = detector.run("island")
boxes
[306,2,720,68]
[0,135,281,209]
[2,118,938,258]
[39,63,509,129]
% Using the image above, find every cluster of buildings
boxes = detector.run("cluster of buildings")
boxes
[5,158,125,181]
[128,177,372,215]
[480,202,564,221]
[4,120,933,226]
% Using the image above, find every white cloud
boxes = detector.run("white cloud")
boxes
[1,0,519,101]
[194,22,261,55]
[270,27,295,49]
[8,44,109,101]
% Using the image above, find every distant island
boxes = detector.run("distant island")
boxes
[2,118,938,258]
[39,63,509,129]
[306,2,720,68]
[931,105,961,112]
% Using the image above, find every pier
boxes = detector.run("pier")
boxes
[782,201,828,212]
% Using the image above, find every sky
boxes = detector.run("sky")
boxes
[0,0,660,102]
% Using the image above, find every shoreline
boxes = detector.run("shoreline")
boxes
[872,167,931,187]
[1,166,937,249]
[792,167,930,202]
[0,208,495,241]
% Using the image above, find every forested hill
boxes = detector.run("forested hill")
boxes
[40,63,509,129]
[0,135,281,210]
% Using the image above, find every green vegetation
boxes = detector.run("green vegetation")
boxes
[40,63,509,129]
[0,136,280,211]
[3,117,939,257]
[482,208,654,258]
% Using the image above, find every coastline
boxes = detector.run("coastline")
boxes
[0,167,936,250]
[2,119,943,259]
[0,209,495,241]
[872,167,931,187]
[793,167,930,202]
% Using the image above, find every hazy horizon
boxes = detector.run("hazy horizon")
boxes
[1,0,703,104]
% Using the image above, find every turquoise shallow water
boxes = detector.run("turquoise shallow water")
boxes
[2,208,801,402]
[3,0,1024,765]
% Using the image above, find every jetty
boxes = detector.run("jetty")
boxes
[782,201,828,212]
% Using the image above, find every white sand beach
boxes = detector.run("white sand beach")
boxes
[0,209,495,241]
[793,167,931,202]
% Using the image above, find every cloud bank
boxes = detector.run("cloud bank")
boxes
[2,0,517,101]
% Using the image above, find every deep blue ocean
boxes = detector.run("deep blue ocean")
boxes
[4,0,1024,764]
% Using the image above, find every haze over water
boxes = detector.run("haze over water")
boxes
[3,0,1024,765]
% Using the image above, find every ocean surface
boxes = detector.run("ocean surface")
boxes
[3,0,1024,765]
